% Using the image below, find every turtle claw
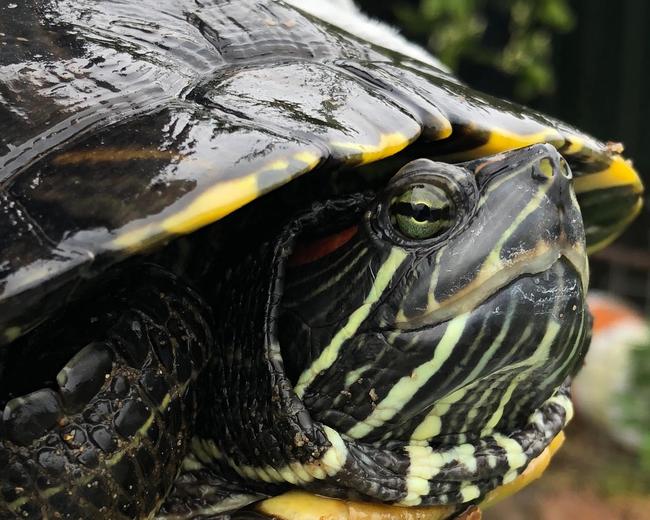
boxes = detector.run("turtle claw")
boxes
[56,341,114,413]
[2,388,64,445]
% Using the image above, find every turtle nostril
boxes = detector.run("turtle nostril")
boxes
[559,158,573,180]
[532,157,555,181]
[531,156,572,183]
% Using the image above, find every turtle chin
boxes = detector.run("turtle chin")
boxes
[394,255,591,445]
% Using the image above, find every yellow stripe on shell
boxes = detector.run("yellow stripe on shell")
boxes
[573,155,644,194]
[562,135,585,155]
[111,174,258,250]
[111,151,320,250]
[331,132,411,164]
[586,196,644,254]
[452,127,562,160]
[439,124,641,200]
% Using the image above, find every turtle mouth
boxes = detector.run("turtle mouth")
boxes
[395,241,588,331]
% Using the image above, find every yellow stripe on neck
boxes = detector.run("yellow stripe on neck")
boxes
[253,432,565,519]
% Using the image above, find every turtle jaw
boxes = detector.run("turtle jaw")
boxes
[395,242,588,332]
[340,255,589,444]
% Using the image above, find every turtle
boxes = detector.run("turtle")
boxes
[0,0,644,519]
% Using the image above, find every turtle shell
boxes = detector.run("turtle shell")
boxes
[0,0,643,344]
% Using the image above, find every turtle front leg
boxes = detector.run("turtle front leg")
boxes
[0,266,212,519]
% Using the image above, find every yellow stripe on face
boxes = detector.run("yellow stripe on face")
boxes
[573,155,644,194]
[346,312,470,439]
[294,247,407,397]
[331,132,411,164]
[409,386,468,441]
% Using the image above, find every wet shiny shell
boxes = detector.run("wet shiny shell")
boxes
[0,0,643,344]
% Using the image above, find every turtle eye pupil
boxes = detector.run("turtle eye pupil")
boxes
[390,184,454,240]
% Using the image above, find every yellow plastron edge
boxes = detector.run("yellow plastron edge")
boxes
[480,431,565,508]
[256,491,457,520]
[255,432,565,520]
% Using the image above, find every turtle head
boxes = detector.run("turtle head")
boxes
[283,143,589,446]
[378,143,589,329]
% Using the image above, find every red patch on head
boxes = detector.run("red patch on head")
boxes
[289,226,358,266]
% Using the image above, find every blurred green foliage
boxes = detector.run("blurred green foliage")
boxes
[395,0,574,100]
[623,330,650,473]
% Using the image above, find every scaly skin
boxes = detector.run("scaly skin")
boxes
[0,267,212,519]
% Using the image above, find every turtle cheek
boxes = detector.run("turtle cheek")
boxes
[308,259,589,445]
[392,261,587,441]
[384,254,440,324]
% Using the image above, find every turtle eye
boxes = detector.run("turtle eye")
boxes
[390,184,455,240]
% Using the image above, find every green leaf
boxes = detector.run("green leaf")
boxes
[392,0,575,100]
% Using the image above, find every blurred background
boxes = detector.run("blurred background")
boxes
[356,0,650,518]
